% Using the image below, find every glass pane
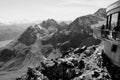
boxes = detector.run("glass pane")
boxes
[111,13,118,29]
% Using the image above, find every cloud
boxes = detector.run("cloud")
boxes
[57,0,90,6]
[0,0,118,22]
[56,0,118,8]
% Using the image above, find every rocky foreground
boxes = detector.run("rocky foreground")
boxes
[16,45,119,80]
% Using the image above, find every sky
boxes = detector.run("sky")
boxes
[0,0,118,23]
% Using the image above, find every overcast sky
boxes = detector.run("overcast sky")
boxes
[0,0,118,22]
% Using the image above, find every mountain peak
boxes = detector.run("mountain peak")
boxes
[94,8,107,18]
[40,19,58,29]
[18,24,47,46]
[69,8,107,31]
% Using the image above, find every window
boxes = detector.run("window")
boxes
[111,44,117,53]
[111,13,118,30]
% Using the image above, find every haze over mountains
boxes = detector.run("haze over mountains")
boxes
[0,20,72,42]
[0,23,34,41]
[0,8,106,80]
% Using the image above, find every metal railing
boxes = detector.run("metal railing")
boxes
[93,28,120,41]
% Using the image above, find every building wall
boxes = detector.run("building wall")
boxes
[103,40,120,66]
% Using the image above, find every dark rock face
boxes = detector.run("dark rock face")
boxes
[18,26,38,46]
[0,49,15,62]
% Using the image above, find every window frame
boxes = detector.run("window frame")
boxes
[107,12,119,30]
[106,14,112,30]
[118,11,120,28]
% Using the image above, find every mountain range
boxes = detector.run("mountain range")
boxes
[0,8,106,80]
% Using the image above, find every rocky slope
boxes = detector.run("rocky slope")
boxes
[16,45,114,80]
[17,45,120,80]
